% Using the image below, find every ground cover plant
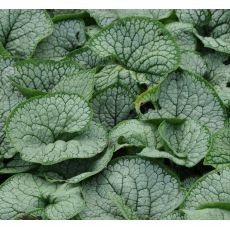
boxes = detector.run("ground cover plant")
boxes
[0,9,230,220]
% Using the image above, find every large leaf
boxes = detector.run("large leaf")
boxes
[80,156,184,220]
[205,127,230,167]
[135,70,226,132]
[34,19,86,60]
[0,173,85,220]
[0,10,53,58]
[6,94,107,165]
[138,118,211,167]
[89,17,180,82]
[183,164,230,210]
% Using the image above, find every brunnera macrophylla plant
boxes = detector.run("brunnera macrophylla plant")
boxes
[0,9,230,220]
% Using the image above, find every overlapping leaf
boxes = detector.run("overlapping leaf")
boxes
[92,84,135,129]
[87,10,173,27]
[68,47,108,69]
[0,56,24,158]
[205,127,230,167]
[135,70,226,132]
[183,165,230,210]
[51,69,95,101]
[184,208,230,220]
[6,94,107,165]
[80,157,184,219]
[0,154,36,174]
[0,173,85,220]
[34,19,86,60]
[0,9,230,220]
[38,147,113,184]
[165,22,196,51]
[180,51,207,76]
[176,10,210,27]
[10,60,81,96]
[95,64,140,95]
[0,10,53,58]
[204,53,230,107]
[109,119,159,152]
[194,10,230,54]
[89,17,180,83]
[156,119,211,167]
